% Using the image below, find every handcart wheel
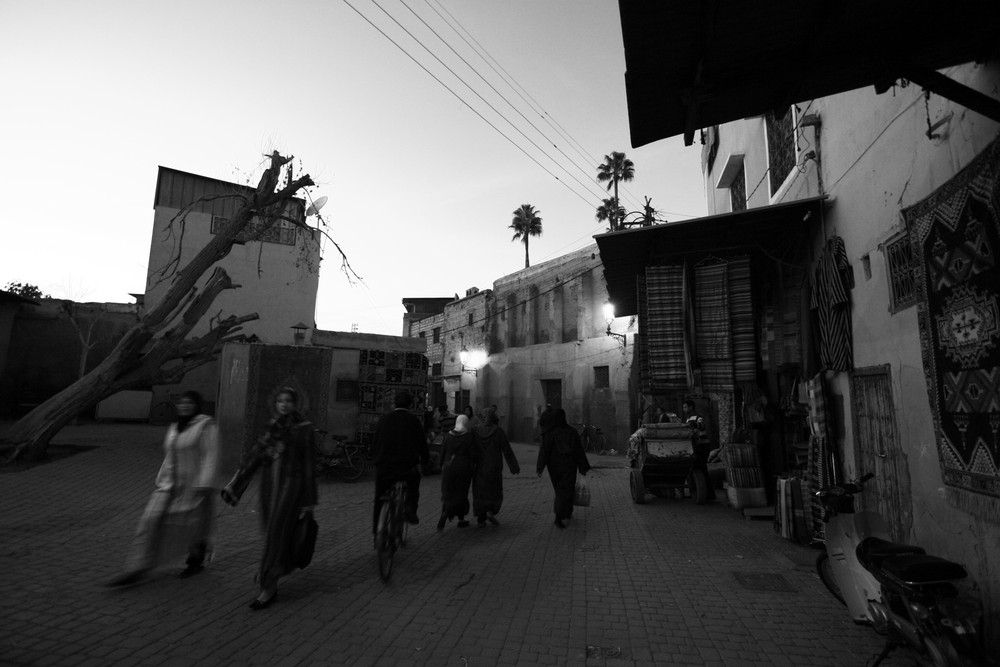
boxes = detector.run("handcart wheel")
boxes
[629,468,647,504]
[689,469,709,505]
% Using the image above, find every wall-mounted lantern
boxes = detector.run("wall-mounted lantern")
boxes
[603,301,626,346]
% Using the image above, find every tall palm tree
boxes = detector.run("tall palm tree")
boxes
[595,198,624,233]
[509,204,542,268]
[596,151,635,230]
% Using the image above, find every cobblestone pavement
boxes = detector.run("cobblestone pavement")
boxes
[0,422,924,666]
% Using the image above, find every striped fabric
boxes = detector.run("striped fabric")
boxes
[644,266,690,388]
[695,262,734,390]
[727,257,755,382]
[810,236,854,371]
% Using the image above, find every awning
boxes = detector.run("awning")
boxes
[596,196,826,315]
[618,0,1000,147]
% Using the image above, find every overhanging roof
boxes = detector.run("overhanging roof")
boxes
[618,1,1000,147]
[596,196,826,315]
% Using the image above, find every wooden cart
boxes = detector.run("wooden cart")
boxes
[628,422,710,504]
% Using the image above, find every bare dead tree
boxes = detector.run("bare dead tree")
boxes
[3,151,320,462]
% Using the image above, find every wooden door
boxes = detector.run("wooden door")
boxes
[850,365,912,542]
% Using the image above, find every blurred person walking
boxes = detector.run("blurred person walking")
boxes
[107,391,219,586]
[437,414,476,530]
[472,411,520,526]
[220,387,318,610]
[536,408,590,529]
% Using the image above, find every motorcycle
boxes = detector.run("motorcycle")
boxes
[815,473,992,666]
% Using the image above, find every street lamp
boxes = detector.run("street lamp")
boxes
[603,301,626,347]
[459,346,478,376]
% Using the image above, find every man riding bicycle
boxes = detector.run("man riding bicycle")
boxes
[371,389,429,534]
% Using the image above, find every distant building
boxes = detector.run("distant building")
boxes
[404,244,635,447]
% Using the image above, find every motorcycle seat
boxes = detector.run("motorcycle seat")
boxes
[857,536,925,568]
[879,553,968,584]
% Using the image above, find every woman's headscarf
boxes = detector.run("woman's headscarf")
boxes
[553,408,569,429]
[454,414,470,434]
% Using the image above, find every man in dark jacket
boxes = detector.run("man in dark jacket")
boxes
[372,389,430,532]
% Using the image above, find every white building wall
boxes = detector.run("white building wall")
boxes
[144,207,320,344]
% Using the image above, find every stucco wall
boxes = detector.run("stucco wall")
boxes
[144,207,320,344]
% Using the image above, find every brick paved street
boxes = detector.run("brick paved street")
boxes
[0,422,923,666]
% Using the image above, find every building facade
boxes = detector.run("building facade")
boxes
[143,166,321,411]
[606,12,1000,634]
[405,244,636,447]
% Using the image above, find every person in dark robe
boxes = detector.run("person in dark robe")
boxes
[371,389,428,532]
[107,390,219,586]
[220,386,318,610]
[536,408,590,529]
[437,414,476,530]
[538,404,554,436]
[472,412,520,526]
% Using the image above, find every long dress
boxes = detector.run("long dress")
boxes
[440,430,475,520]
[124,414,219,572]
[536,425,591,521]
[223,414,318,590]
[472,423,520,518]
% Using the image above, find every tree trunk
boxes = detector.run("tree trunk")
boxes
[2,151,313,462]
[524,236,530,268]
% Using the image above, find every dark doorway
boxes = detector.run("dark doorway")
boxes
[541,379,562,410]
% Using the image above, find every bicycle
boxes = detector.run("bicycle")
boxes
[579,424,607,454]
[375,479,408,581]
[315,429,367,481]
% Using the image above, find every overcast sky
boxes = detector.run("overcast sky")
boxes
[1,0,707,336]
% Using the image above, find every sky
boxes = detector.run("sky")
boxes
[1,0,707,336]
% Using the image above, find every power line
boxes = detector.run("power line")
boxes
[341,0,597,209]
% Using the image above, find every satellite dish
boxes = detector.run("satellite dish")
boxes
[306,195,328,216]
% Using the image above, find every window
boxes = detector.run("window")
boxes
[729,163,747,212]
[431,362,442,376]
[594,366,610,389]
[419,331,425,338]
[432,327,441,344]
[765,108,797,197]
[468,313,474,326]
[211,215,296,246]
[883,233,917,312]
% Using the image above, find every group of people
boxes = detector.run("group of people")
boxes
[106,387,591,609]
[436,406,522,529]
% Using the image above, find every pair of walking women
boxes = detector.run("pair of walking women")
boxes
[438,412,521,529]
[108,387,317,611]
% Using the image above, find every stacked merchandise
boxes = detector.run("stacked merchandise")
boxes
[357,349,429,448]
[722,443,767,509]
[774,476,815,543]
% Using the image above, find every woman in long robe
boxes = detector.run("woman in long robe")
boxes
[221,387,317,610]
[472,412,520,525]
[536,408,591,529]
[437,414,475,530]
[108,391,219,585]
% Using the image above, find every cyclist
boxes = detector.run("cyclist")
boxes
[371,389,429,534]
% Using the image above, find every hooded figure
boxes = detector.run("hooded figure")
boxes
[472,412,520,525]
[536,408,590,529]
[437,414,476,529]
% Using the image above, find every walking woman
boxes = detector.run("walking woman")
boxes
[536,408,590,529]
[437,414,476,530]
[472,412,520,526]
[108,391,219,586]
[220,387,317,610]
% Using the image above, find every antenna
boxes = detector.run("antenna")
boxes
[306,195,328,217]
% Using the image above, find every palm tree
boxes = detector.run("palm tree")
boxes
[595,198,624,233]
[509,204,542,268]
[596,151,635,230]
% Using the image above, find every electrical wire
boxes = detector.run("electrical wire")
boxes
[341,0,597,209]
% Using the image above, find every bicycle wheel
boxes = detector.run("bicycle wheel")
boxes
[376,502,395,581]
[338,449,365,482]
